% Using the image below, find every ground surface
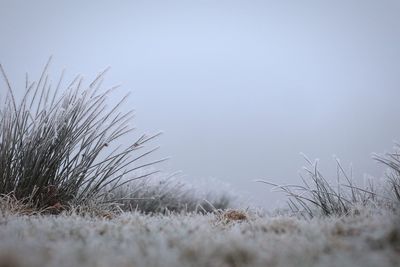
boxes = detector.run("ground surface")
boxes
[0,209,399,267]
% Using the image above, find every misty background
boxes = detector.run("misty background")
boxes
[1,0,400,208]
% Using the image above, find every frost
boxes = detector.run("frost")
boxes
[0,206,398,267]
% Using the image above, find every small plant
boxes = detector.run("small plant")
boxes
[0,58,164,210]
[373,143,400,202]
[258,155,377,218]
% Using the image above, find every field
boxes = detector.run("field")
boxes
[1,62,400,267]
[0,206,399,267]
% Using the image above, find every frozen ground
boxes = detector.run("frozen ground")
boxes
[0,207,399,267]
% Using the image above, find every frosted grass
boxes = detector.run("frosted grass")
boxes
[0,206,398,267]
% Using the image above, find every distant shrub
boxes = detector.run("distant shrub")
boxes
[103,171,234,214]
[0,59,163,211]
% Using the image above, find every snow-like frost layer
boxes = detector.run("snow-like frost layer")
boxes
[0,209,399,267]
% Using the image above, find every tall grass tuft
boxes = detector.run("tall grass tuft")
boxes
[373,143,400,202]
[0,59,164,211]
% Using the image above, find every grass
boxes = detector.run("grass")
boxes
[0,205,398,267]
[373,143,400,201]
[102,171,234,214]
[0,59,234,214]
[258,155,389,218]
[0,58,165,211]
[2,58,396,217]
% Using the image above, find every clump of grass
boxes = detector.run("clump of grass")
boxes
[0,58,164,211]
[258,155,378,218]
[103,171,234,214]
[373,143,400,202]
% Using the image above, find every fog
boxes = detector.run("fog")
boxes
[1,0,400,208]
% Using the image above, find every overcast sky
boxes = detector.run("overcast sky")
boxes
[1,0,400,208]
